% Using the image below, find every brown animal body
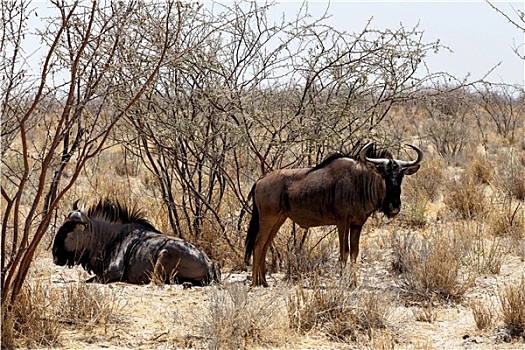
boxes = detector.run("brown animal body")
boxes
[53,199,220,285]
[245,142,423,286]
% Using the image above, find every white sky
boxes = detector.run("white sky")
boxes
[24,1,525,85]
[271,1,524,85]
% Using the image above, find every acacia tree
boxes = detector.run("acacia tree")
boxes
[474,83,524,142]
[1,0,180,305]
[483,2,524,143]
[120,1,447,260]
[420,87,473,157]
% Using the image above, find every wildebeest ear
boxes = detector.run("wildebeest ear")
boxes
[403,164,420,175]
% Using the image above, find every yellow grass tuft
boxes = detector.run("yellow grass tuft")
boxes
[499,278,525,339]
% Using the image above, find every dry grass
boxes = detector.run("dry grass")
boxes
[55,282,121,328]
[499,278,525,339]
[198,283,289,349]
[455,221,503,275]
[413,300,437,323]
[390,227,475,302]
[1,278,120,349]
[282,227,339,282]
[495,148,525,201]
[489,202,524,238]
[5,89,525,349]
[509,173,525,201]
[1,281,60,349]
[404,158,445,202]
[287,273,394,343]
[488,202,525,260]
[444,172,488,219]
[471,299,496,331]
[402,188,429,227]
[465,157,493,184]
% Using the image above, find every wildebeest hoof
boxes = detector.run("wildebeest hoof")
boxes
[85,276,98,283]
[182,282,193,290]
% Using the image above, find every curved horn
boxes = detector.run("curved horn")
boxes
[359,142,389,166]
[68,202,88,225]
[358,142,374,163]
[397,144,424,168]
[73,199,80,210]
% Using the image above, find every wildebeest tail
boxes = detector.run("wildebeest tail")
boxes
[245,184,259,265]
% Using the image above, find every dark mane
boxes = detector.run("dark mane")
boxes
[309,143,394,172]
[309,153,348,172]
[87,199,159,232]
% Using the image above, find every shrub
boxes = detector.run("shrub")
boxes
[390,227,475,302]
[456,222,502,275]
[489,202,524,239]
[199,283,287,349]
[422,89,472,158]
[499,278,525,339]
[283,226,338,282]
[1,281,60,349]
[444,173,487,219]
[465,157,493,184]
[1,279,119,349]
[287,274,393,342]
[471,299,495,331]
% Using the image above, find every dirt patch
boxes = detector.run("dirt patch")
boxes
[28,237,524,350]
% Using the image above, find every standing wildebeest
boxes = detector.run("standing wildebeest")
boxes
[245,142,423,286]
[53,199,220,285]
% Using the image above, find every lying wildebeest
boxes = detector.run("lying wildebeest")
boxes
[53,199,220,285]
[245,142,423,286]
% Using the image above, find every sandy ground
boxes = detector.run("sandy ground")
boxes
[27,239,524,350]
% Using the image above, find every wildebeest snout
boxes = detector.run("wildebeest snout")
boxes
[388,203,400,217]
[53,254,66,266]
[391,206,400,215]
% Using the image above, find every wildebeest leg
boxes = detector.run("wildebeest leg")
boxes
[90,270,124,284]
[252,215,286,287]
[99,254,126,283]
[337,222,350,267]
[296,226,309,253]
[152,249,179,285]
[347,224,363,286]
[349,225,363,264]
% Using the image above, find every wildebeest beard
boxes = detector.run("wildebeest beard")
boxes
[380,175,403,218]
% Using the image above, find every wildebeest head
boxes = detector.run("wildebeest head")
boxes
[358,142,423,218]
[52,200,91,267]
